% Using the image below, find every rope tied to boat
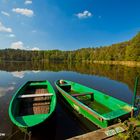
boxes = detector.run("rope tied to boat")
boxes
[6,129,20,140]
[6,129,31,140]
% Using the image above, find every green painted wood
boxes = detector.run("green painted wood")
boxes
[9,80,56,129]
[133,76,139,107]
[55,80,137,128]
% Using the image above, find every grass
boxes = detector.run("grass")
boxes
[116,113,140,140]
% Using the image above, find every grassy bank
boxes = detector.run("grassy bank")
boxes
[116,114,140,140]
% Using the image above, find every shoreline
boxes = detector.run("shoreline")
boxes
[0,60,140,67]
[92,61,140,67]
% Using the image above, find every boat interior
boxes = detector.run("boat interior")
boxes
[17,84,52,116]
[58,80,113,115]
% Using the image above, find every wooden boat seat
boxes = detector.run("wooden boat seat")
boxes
[72,92,94,101]
[18,93,53,98]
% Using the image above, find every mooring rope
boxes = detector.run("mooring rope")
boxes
[24,131,32,140]
[6,129,20,140]
[6,130,31,140]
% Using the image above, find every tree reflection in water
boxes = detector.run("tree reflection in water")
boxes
[0,61,140,93]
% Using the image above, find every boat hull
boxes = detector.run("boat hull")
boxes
[55,80,136,128]
[9,80,56,130]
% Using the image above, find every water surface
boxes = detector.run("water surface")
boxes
[0,61,139,140]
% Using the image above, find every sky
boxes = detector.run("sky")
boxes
[0,0,140,50]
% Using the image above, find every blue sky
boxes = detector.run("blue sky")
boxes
[0,0,140,50]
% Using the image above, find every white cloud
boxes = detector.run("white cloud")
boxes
[12,8,34,17]
[31,47,40,51]
[75,10,92,19]
[11,82,16,85]
[9,34,15,37]
[1,11,10,17]
[32,70,40,73]
[0,22,12,33]
[10,41,40,51]
[10,41,25,49]
[0,86,14,98]
[11,71,25,78]
[25,0,32,5]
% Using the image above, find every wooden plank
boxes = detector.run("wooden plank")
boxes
[72,92,93,97]
[18,93,53,98]
[72,92,94,101]
[67,123,126,140]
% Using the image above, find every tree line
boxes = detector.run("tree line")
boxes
[0,32,140,62]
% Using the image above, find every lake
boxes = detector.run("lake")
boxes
[0,61,140,140]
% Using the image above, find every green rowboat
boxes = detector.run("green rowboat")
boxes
[9,80,56,130]
[55,80,137,128]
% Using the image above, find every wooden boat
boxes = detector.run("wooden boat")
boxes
[9,80,56,130]
[55,80,137,128]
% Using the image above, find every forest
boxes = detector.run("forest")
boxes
[0,32,140,62]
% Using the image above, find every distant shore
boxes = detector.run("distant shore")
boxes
[92,61,140,67]
[1,60,140,67]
